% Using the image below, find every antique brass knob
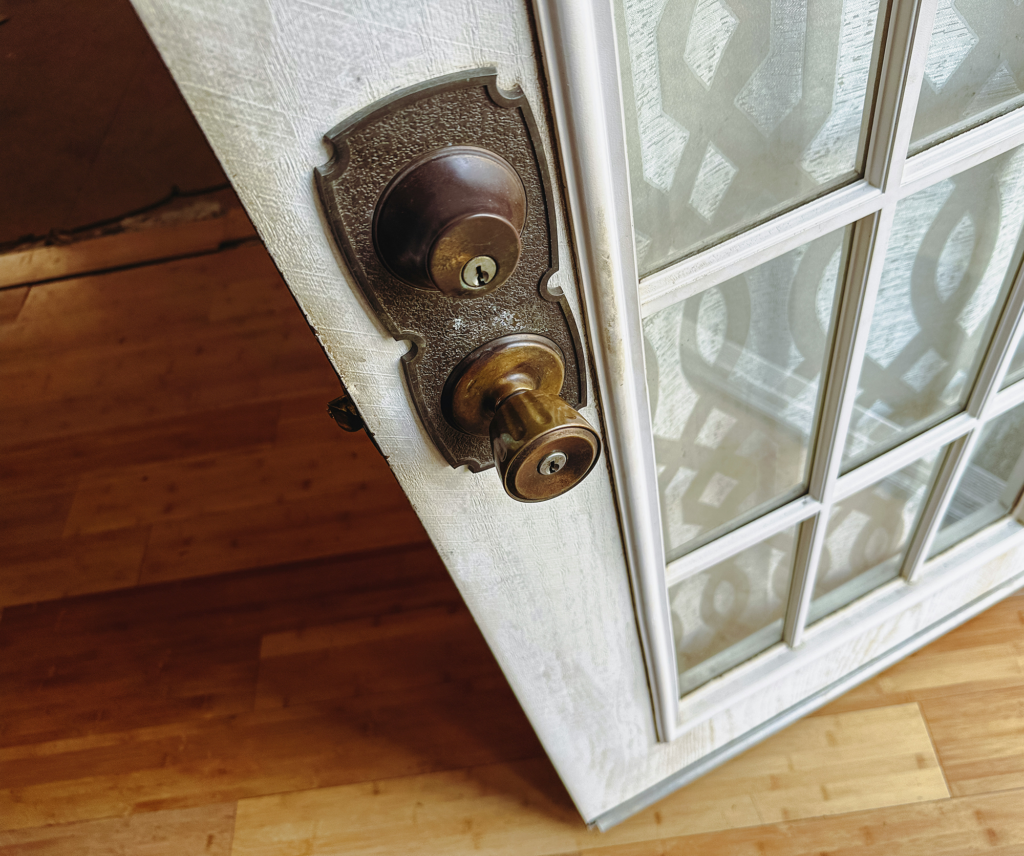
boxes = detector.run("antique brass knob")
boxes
[442,334,601,502]
[373,146,527,298]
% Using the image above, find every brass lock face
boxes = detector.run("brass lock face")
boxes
[315,69,598,500]
[442,334,600,502]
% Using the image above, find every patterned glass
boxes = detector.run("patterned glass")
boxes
[842,146,1024,471]
[670,524,798,695]
[910,0,1024,153]
[616,0,884,274]
[809,448,943,624]
[645,229,845,561]
[931,402,1024,557]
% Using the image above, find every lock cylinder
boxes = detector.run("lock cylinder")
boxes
[372,146,527,298]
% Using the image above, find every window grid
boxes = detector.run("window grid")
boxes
[640,0,1024,700]
[533,0,1024,742]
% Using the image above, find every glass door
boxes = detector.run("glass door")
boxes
[536,0,1024,741]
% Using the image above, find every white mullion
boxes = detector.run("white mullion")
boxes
[901,432,978,582]
[665,496,819,588]
[833,411,974,501]
[901,105,1024,199]
[990,375,1024,419]
[783,210,894,645]
[899,256,1024,579]
[778,0,934,644]
[533,0,680,741]
[864,0,937,192]
[638,182,882,318]
[969,259,1024,420]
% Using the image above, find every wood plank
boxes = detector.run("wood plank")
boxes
[0,286,28,325]
[570,790,1024,856]
[0,545,454,745]
[139,487,428,584]
[0,546,540,830]
[0,802,235,856]
[255,605,499,709]
[0,205,255,289]
[0,527,149,609]
[225,703,946,856]
[62,437,394,536]
[922,684,1024,796]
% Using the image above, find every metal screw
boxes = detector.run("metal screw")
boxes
[538,451,568,476]
[461,255,497,289]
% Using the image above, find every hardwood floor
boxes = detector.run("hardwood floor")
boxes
[1,220,1023,854]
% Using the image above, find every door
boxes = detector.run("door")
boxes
[131,0,1024,828]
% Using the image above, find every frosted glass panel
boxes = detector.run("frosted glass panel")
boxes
[931,403,1024,557]
[670,524,798,695]
[616,0,883,274]
[842,147,1024,470]
[645,229,845,561]
[910,0,1024,153]
[809,449,942,623]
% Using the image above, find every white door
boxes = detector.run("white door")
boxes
[132,0,1024,828]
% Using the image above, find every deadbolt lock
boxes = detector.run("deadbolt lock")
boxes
[373,146,527,298]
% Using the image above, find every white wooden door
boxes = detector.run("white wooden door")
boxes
[132,0,1024,828]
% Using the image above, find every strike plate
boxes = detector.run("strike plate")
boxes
[315,68,585,471]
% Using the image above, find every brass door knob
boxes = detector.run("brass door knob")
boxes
[442,334,601,502]
[373,146,527,298]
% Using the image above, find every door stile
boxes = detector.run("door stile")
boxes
[533,0,680,741]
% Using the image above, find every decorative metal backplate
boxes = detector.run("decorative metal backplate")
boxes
[315,69,585,471]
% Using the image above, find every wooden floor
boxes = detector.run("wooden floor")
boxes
[1,219,1023,854]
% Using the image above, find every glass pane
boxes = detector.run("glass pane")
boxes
[910,0,1024,154]
[931,402,1024,557]
[616,0,884,275]
[810,448,943,624]
[1003,335,1024,388]
[670,524,798,695]
[646,229,845,561]
[842,146,1024,471]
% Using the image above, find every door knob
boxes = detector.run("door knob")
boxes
[443,334,600,502]
[373,146,527,298]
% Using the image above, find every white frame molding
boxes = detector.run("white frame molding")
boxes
[536,0,1024,742]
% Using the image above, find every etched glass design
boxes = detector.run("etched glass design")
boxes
[809,448,943,624]
[615,0,883,274]
[911,0,1024,153]
[931,403,1024,557]
[842,146,1024,471]
[670,524,798,695]
[645,229,845,561]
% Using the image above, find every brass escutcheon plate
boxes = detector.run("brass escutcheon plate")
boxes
[315,69,586,471]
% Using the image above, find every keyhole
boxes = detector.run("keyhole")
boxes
[461,255,498,290]
[538,451,568,476]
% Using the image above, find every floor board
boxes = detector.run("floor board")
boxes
[2,223,1023,853]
